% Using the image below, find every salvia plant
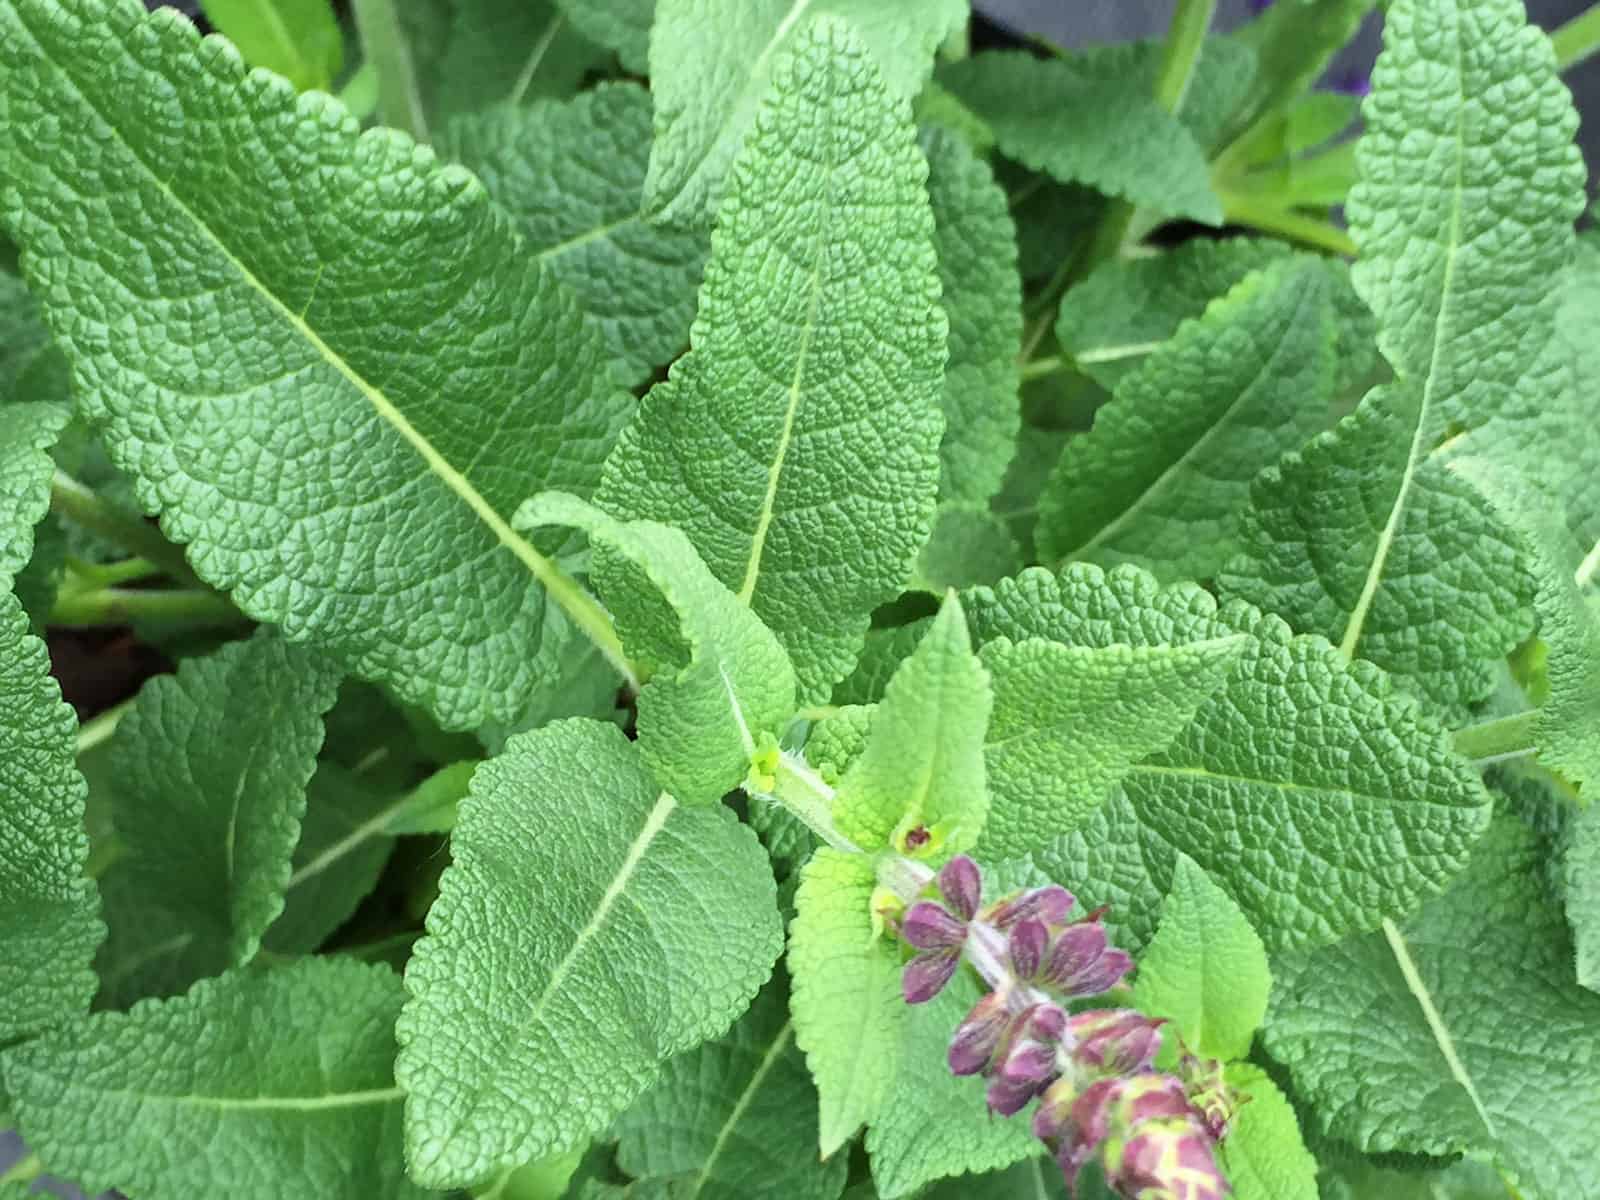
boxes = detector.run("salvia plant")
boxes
[1,0,1598,1196]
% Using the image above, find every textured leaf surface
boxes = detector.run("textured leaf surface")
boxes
[643,0,966,223]
[552,0,652,73]
[449,84,707,386]
[0,588,101,1041]
[967,565,1492,949]
[912,505,1021,594]
[0,270,55,394]
[600,19,945,703]
[1229,0,1376,141]
[1215,1064,1317,1200]
[1133,854,1271,1061]
[614,974,847,1200]
[834,595,990,857]
[518,492,795,806]
[1264,810,1600,1200]
[396,719,781,1187]
[203,0,342,90]
[939,50,1221,225]
[1566,801,1600,993]
[0,401,67,581]
[921,1159,1065,1200]
[923,127,1020,508]
[93,631,340,1006]
[789,848,903,1157]
[977,635,1246,860]
[0,0,632,729]
[2,959,424,1200]
[1037,259,1338,581]
[1223,0,1582,715]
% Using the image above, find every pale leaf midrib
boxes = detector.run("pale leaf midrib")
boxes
[78,1082,404,1113]
[688,1022,794,1199]
[27,17,562,596]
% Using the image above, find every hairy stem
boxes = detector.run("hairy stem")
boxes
[1451,709,1538,763]
[1552,2,1600,71]
[50,471,203,589]
[754,750,861,855]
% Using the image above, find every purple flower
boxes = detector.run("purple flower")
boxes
[986,884,1074,930]
[1069,1009,1166,1075]
[1107,1113,1230,1200]
[1008,918,1050,979]
[937,855,982,921]
[900,899,970,1004]
[1044,915,1134,996]
[948,990,1012,1076]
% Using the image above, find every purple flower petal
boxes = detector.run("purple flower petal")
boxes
[1069,1009,1166,1074]
[987,884,1074,929]
[937,855,983,921]
[902,901,967,949]
[986,1068,1050,1117]
[948,991,1010,1075]
[902,948,960,1004]
[1042,919,1107,987]
[1008,918,1049,979]
[1027,1001,1068,1042]
[1112,1115,1228,1200]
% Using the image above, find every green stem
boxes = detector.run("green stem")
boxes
[0,1154,42,1187]
[1452,709,1538,763]
[1020,355,1067,383]
[77,696,134,755]
[1552,2,1600,71]
[51,472,202,589]
[66,555,162,588]
[51,586,246,629]
[1219,192,1357,256]
[350,0,430,141]
[756,750,860,855]
[85,836,126,880]
[338,930,422,961]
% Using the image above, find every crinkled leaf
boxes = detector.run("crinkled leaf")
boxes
[789,848,903,1158]
[803,704,875,787]
[613,973,847,1200]
[834,594,991,857]
[922,127,1021,508]
[396,719,781,1188]
[1133,854,1271,1062]
[516,491,796,806]
[448,84,708,386]
[0,588,101,1041]
[1263,810,1600,1200]
[1565,800,1600,993]
[938,50,1221,226]
[93,630,340,1007]
[0,270,54,396]
[1215,1064,1317,1200]
[0,0,632,730]
[0,401,67,581]
[1038,258,1340,581]
[967,565,1492,949]
[644,0,966,223]
[831,619,932,708]
[912,505,1021,595]
[977,635,1246,860]
[202,0,343,90]
[600,19,945,703]
[921,1159,1065,1199]
[551,0,651,73]
[1,959,424,1200]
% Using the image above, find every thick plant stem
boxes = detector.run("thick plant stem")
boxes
[1552,3,1600,72]
[1452,709,1538,763]
[50,586,245,629]
[1220,192,1357,256]
[50,471,203,589]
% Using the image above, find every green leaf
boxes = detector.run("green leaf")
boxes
[613,973,847,1200]
[938,50,1221,226]
[395,719,782,1188]
[1227,0,1376,143]
[789,848,903,1158]
[967,564,1492,949]
[202,0,343,90]
[0,401,67,582]
[1036,258,1339,582]
[865,970,1041,1198]
[833,594,991,857]
[91,630,340,1005]
[1,959,424,1200]
[643,0,966,224]
[0,588,101,1041]
[516,491,797,806]
[912,506,1022,594]
[599,18,946,704]
[922,127,1021,508]
[1263,810,1600,1200]
[1566,801,1600,993]
[977,635,1246,860]
[551,0,651,74]
[1319,1157,1508,1200]
[831,619,933,708]
[1214,1064,1317,1200]
[0,0,632,730]
[1224,0,1584,715]
[1133,853,1271,1061]
[448,84,708,387]
[920,1159,1065,1200]
[0,270,55,396]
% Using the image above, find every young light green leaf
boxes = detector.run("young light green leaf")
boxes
[1,959,424,1200]
[1264,810,1600,1200]
[599,18,946,703]
[448,84,708,386]
[923,127,1021,508]
[0,589,101,1041]
[643,0,966,223]
[1133,853,1271,1062]
[93,630,340,1007]
[865,970,1041,1198]
[0,0,633,730]
[202,0,343,91]
[1037,258,1339,582]
[967,565,1492,949]
[613,974,848,1200]
[833,594,991,857]
[0,402,67,581]
[912,506,1022,594]
[978,635,1246,860]
[551,0,652,74]
[1215,1064,1317,1200]
[516,491,797,806]
[789,848,903,1158]
[938,50,1221,226]
[396,719,782,1188]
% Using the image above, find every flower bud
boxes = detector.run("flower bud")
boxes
[902,901,967,949]
[1104,1113,1229,1200]
[986,1036,1058,1116]
[1008,917,1050,979]
[902,948,961,1004]
[1044,917,1133,996]
[1069,1009,1166,1075]
[986,884,1074,930]
[948,990,1012,1076]
[937,855,983,921]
